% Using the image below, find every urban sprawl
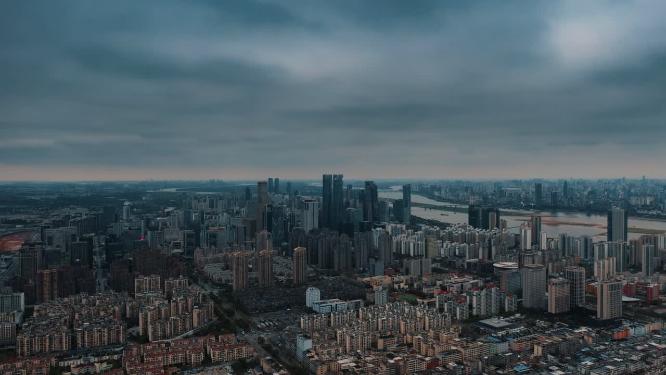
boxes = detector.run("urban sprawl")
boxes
[1,177,666,374]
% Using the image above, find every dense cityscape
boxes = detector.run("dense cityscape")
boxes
[3,0,666,374]
[0,178,665,374]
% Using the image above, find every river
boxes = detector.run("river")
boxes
[379,190,666,240]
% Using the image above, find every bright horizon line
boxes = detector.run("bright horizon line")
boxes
[0,176,662,183]
[2,163,665,183]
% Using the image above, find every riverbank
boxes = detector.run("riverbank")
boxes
[415,192,666,222]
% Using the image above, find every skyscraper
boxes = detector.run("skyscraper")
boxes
[36,269,58,303]
[468,205,480,228]
[301,199,319,233]
[257,250,273,288]
[322,174,332,229]
[607,207,628,242]
[564,266,585,308]
[530,216,541,247]
[520,223,532,251]
[363,181,378,224]
[468,205,501,230]
[493,262,521,294]
[550,191,559,208]
[333,175,344,228]
[393,200,404,223]
[256,181,269,233]
[122,201,132,221]
[547,278,570,314]
[322,174,344,231]
[642,244,655,276]
[521,264,546,310]
[293,247,307,285]
[377,230,393,265]
[256,230,272,253]
[402,184,411,225]
[18,242,42,282]
[534,183,543,208]
[231,251,249,291]
[597,280,622,320]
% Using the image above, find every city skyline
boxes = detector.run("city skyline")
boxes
[2,1,666,181]
[4,2,666,374]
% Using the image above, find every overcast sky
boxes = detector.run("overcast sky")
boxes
[1,1,665,181]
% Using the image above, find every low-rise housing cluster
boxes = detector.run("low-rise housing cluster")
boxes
[122,334,254,375]
[16,292,128,356]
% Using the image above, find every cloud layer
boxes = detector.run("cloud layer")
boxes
[1,0,665,180]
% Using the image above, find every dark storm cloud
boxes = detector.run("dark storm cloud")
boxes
[1,0,665,180]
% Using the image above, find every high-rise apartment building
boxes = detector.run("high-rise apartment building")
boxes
[257,250,273,288]
[36,269,58,303]
[597,280,623,320]
[594,257,616,281]
[374,286,389,306]
[642,244,655,276]
[122,201,131,221]
[135,274,161,295]
[306,287,320,308]
[164,276,188,296]
[293,247,307,285]
[0,292,25,313]
[0,322,16,346]
[564,266,585,308]
[377,230,393,265]
[231,251,249,291]
[547,278,570,314]
[256,230,272,253]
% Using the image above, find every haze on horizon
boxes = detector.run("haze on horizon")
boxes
[1,1,666,181]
